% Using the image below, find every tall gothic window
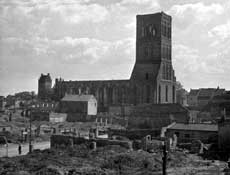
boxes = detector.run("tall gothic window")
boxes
[169,46,171,59]
[165,85,168,102]
[158,85,161,103]
[173,86,175,103]
[163,64,167,79]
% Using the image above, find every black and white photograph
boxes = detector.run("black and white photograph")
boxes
[0,0,230,174]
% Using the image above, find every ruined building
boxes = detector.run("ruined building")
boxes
[49,12,176,111]
[38,73,52,100]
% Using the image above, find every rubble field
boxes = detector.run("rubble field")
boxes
[0,144,227,175]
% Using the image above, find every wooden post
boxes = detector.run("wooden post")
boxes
[162,141,167,175]
[29,110,32,153]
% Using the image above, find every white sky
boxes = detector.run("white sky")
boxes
[0,0,230,96]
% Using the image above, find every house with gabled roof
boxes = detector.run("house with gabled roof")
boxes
[187,88,225,108]
[57,94,97,122]
[165,123,218,143]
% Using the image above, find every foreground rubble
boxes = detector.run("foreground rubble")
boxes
[0,144,227,175]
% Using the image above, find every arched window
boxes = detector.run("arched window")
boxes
[173,86,175,103]
[158,85,161,103]
[163,64,166,79]
[165,85,168,102]
[166,64,169,80]
[169,46,171,59]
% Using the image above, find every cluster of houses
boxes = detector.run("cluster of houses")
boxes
[1,87,230,157]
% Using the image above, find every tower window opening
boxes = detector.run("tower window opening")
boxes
[145,73,149,80]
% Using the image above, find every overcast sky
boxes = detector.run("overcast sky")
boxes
[0,0,230,96]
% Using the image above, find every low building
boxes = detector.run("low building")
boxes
[165,123,218,143]
[39,124,54,135]
[176,88,188,106]
[32,101,57,112]
[59,94,97,115]
[127,103,189,130]
[218,118,230,157]
[186,107,200,123]
[187,89,200,107]
[187,88,225,108]
[199,91,230,122]
[0,96,5,112]
[30,101,57,121]
[0,122,12,132]
[49,112,67,123]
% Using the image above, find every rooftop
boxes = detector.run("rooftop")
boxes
[167,123,218,132]
[61,94,96,102]
[189,89,199,96]
[49,112,67,118]
[132,103,189,114]
[198,88,216,97]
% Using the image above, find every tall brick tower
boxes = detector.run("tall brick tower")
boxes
[38,73,52,100]
[131,12,176,104]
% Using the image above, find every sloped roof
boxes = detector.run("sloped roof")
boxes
[198,88,215,97]
[61,94,96,102]
[49,112,67,118]
[189,89,199,96]
[131,103,189,114]
[189,88,225,98]
[214,89,225,96]
[167,123,218,132]
[131,63,160,82]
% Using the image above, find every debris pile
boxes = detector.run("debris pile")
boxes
[0,143,226,175]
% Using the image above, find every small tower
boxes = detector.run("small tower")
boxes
[38,73,52,100]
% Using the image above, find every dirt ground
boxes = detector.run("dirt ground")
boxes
[0,144,228,175]
[0,111,228,174]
